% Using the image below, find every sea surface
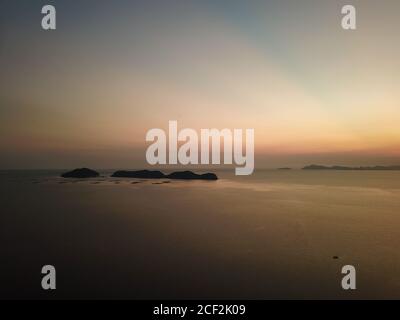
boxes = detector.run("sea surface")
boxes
[1,169,400,299]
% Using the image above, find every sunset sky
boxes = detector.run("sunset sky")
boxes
[1,0,400,169]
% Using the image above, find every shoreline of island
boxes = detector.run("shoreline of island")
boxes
[302,164,400,171]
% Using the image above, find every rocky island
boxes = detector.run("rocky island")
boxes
[166,171,218,180]
[61,168,100,178]
[112,170,218,180]
[112,170,165,179]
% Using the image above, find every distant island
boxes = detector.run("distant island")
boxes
[112,170,218,180]
[61,168,218,180]
[303,164,400,171]
[61,168,100,178]
[112,170,165,179]
[278,167,292,170]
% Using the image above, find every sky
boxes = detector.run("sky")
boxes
[1,0,400,169]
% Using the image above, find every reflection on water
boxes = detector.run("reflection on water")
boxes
[1,169,400,299]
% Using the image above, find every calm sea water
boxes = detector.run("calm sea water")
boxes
[1,169,400,299]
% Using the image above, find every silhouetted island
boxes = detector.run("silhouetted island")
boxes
[112,170,218,180]
[112,170,165,179]
[278,167,292,170]
[61,168,100,178]
[167,171,218,180]
[303,164,400,171]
